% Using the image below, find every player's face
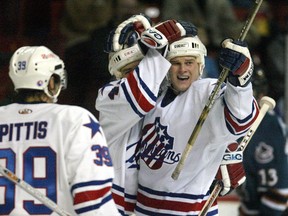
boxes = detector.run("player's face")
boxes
[169,56,200,93]
[120,60,141,78]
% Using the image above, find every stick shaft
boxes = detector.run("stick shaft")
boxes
[198,181,223,216]
[171,0,264,180]
[0,165,70,216]
[239,0,263,41]
[238,103,270,152]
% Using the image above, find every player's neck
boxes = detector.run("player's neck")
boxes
[26,95,51,103]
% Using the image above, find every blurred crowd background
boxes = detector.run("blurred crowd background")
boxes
[0,0,287,120]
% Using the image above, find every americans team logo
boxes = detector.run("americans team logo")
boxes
[140,117,180,170]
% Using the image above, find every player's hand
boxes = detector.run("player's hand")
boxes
[138,19,197,56]
[104,14,152,53]
[219,38,254,87]
[216,142,246,196]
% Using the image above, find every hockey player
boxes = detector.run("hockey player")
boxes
[97,15,257,215]
[0,46,120,215]
[96,14,198,215]
[237,67,288,216]
[131,30,259,215]
[97,15,155,215]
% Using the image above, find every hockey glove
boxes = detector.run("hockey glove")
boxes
[105,14,152,53]
[138,19,198,56]
[219,38,254,87]
[215,142,246,196]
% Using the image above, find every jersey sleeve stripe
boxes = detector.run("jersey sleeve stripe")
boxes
[71,179,114,213]
[126,72,155,111]
[261,194,288,211]
[71,179,113,192]
[74,187,110,204]
[112,184,137,214]
[134,67,157,102]
[122,83,146,118]
[122,68,156,114]
[224,99,259,135]
[74,193,113,214]
[112,192,136,212]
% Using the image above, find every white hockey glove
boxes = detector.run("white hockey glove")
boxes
[105,14,152,53]
[219,38,254,87]
[138,19,198,56]
[215,142,246,196]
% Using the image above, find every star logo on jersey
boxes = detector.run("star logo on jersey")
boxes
[83,116,100,138]
[140,117,180,170]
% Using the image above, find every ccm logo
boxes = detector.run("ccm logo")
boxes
[222,153,243,161]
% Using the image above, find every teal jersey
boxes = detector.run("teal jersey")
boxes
[239,111,288,215]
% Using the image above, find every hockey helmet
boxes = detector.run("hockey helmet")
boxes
[9,46,66,101]
[166,36,207,75]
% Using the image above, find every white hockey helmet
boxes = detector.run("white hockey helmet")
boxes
[9,46,66,101]
[166,36,207,75]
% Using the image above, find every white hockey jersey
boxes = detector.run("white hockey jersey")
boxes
[96,49,171,215]
[135,79,259,215]
[0,103,120,216]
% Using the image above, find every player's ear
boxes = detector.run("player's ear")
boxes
[48,74,61,96]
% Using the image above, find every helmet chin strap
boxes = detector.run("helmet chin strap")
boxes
[199,64,205,76]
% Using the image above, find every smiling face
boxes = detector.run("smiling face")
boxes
[168,56,200,94]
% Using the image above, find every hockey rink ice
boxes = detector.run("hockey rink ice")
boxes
[218,192,240,215]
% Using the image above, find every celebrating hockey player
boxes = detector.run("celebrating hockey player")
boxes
[97,14,259,215]
[132,32,258,215]
[96,14,198,215]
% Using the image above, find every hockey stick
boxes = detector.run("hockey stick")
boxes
[198,96,276,216]
[0,164,71,216]
[199,181,223,216]
[171,0,264,180]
